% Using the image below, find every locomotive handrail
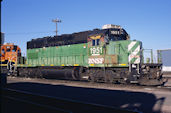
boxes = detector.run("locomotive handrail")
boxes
[1,88,141,113]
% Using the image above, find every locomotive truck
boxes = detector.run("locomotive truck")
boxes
[4,24,164,85]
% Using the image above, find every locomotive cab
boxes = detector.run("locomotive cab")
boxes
[0,43,21,64]
[87,24,134,67]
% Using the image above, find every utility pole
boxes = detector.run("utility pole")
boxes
[52,18,61,36]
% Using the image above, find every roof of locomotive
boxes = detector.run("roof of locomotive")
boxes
[27,28,129,49]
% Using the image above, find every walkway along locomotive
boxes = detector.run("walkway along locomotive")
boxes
[14,24,164,85]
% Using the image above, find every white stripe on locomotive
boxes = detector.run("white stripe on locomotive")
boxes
[128,42,140,64]
[128,41,136,51]
[134,57,140,64]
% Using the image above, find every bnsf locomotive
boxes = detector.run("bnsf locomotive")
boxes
[8,24,164,85]
[0,43,22,74]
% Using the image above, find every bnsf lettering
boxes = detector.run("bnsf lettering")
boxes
[88,58,104,64]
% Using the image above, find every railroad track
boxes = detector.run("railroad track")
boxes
[1,88,140,113]
[7,76,171,91]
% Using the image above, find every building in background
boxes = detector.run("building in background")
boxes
[159,49,171,74]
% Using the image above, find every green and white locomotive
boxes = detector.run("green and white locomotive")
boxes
[17,24,164,85]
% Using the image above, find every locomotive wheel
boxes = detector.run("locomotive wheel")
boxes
[36,69,43,78]
[88,72,95,82]
[89,75,95,82]
[105,70,114,83]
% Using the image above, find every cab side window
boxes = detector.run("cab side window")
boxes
[92,39,100,46]
[17,50,20,54]
[92,40,96,46]
[17,50,21,56]
[97,39,100,45]
[2,49,5,54]
[6,46,11,52]
[12,46,18,52]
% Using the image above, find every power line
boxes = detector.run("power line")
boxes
[5,31,54,35]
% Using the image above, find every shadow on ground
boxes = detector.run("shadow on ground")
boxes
[5,82,166,113]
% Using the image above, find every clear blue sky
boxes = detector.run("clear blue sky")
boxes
[2,0,171,56]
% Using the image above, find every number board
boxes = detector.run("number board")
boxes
[89,47,103,56]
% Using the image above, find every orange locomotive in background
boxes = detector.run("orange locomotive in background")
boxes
[0,43,21,64]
